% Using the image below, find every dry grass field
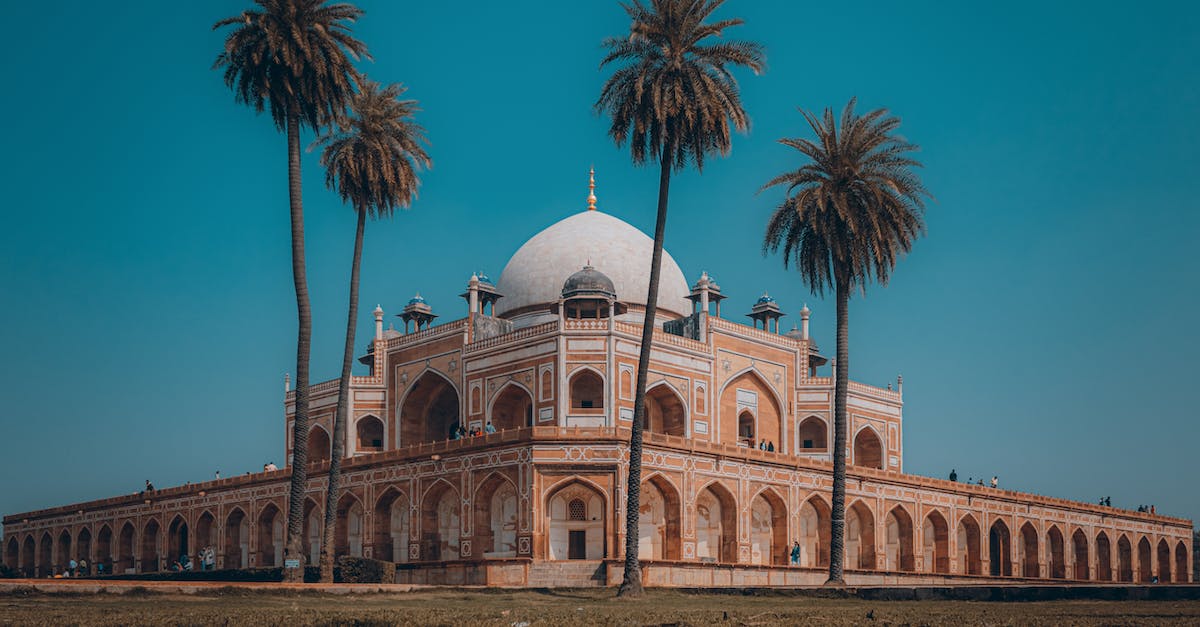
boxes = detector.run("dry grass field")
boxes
[2,587,1200,626]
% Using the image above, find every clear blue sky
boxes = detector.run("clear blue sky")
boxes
[1,1,1197,531]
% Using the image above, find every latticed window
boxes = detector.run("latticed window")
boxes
[568,498,587,521]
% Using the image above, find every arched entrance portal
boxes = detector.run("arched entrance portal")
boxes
[956,515,982,575]
[547,481,605,560]
[373,488,411,563]
[195,512,215,556]
[421,482,461,561]
[56,530,72,573]
[308,426,331,463]
[922,511,950,573]
[719,370,782,448]
[696,483,737,563]
[1137,537,1152,582]
[846,501,876,570]
[1157,539,1172,583]
[5,537,19,572]
[1176,542,1189,583]
[798,497,831,568]
[141,519,160,572]
[474,474,519,558]
[638,476,681,561]
[335,495,365,558]
[1117,535,1133,582]
[1019,522,1039,578]
[1095,532,1112,581]
[37,532,52,576]
[257,504,283,567]
[749,490,787,566]
[95,526,113,574]
[77,527,92,568]
[116,524,135,574]
[989,520,1012,577]
[21,536,35,577]
[853,428,884,469]
[797,416,827,451]
[167,516,189,565]
[885,506,915,571]
[302,499,321,566]
[1073,529,1090,580]
[400,371,461,445]
[645,384,687,436]
[224,508,249,569]
[356,415,385,453]
[1047,525,1066,579]
[490,384,533,431]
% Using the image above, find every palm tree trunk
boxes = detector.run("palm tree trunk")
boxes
[319,208,366,583]
[825,276,850,585]
[618,152,672,598]
[283,110,313,584]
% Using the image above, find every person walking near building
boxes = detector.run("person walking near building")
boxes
[790,541,801,565]
[949,469,957,482]
[990,476,998,488]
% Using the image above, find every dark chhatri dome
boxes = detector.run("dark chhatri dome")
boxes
[561,265,617,300]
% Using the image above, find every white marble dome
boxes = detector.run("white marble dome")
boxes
[496,210,691,326]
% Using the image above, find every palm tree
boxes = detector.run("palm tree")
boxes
[762,98,929,585]
[314,78,430,583]
[596,0,763,597]
[213,0,367,582]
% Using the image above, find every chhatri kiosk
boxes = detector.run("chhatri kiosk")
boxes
[3,177,1191,586]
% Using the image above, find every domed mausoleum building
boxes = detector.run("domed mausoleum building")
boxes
[3,176,1192,586]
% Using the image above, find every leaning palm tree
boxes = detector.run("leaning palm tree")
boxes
[596,0,763,597]
[213,0,368,582]
[314,78,430,583]
[762,98,929,585]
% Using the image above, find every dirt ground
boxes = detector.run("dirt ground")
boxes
[2,588,1200,626]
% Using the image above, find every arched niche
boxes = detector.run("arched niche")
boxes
[749,489,787,566]
[645,383,687,437]
[489,383,534,431]
[988,519,1012,577]
[884,506,915,572]
[956,514,982,575]
[308,425,332,463]
[569,368,604,410]
[474,473,519,558]
[257,504,283,567]
[853,427,884,470]
[356,415,385,453]
[638,475,682,561]
[797,416,827,451]
[1019,522,1040,578]
[922,510,950,574]
[373,487,411,563]
[546,480,606,560]
[399,370,461,446]
[695,482,738,563]
[798,496,831,568]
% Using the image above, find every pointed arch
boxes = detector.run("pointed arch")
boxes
[1046,525,1066,579]
[308,424,332,463]
[989,518,1012,576]
[749,487,788,566]
[568,366,605,410]
[355,414,385,453]
[645,380,688,437]
[1117,534,1133,582]
[956,513,982,575]
[474,471,519,557]
[334,492,366,558]
[1073,529,1090,580]
[1019,521,1040,578]
[224,506,249,569]
[1157,538,1172,582]
[797,415,828,451]
[922,510,950,574]
[718,367,784,449]
[37,531,53,577]
[140,518,160,572]
[852,425,884,470]
[75,525,93,564]
[546,478,607,560]
[846,499,877,570]
[167,514,189,566]
[302,497,322,566]
[884,505,915,571]
[257,502,283,567]
[638,473,682,560]
[373,485,411,563]
[1176,541,1189,583]
[56,526,72,571]
[21,535,35,577]
[399,368,462,446]
[116,522,136,574]
[421,479,461,561]
[488,380,535,431]
[3,537,18,572]
[798,494,832,568]
[95,524,113,575]
[1137,536,1152,582]
[1095,531,1112,581]
[695,480,738,563]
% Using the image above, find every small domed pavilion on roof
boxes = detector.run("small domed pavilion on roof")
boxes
[3,170,1191,587]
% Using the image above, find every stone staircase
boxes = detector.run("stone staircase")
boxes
[526,560,608,587]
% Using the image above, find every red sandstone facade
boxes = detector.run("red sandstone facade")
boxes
[3,207,1191,586]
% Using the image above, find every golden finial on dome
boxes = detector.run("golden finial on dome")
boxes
[587,166,597,211]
